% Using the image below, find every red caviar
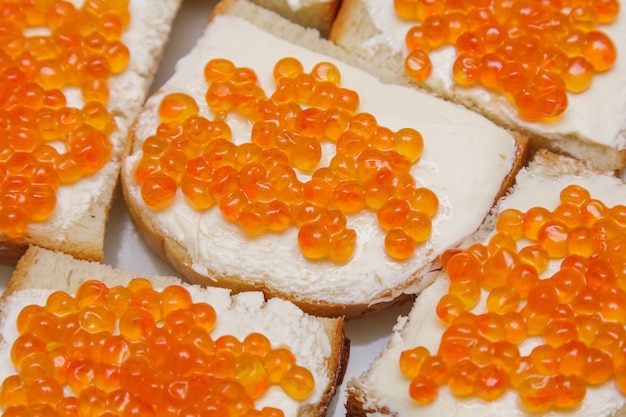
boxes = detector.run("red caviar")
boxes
[0,278,313,416]
[401,184,626,411]
[0,0,130,238]
[137,57,439,262]
[395,0,618,121]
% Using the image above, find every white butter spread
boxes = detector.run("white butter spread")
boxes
[360,0,626,153]
[124,14,519,308]
[358,165,626,416]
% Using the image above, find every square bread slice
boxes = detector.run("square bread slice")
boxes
[330,0,626,171]
[346,149,626,416]
[0,0,182,264]
[0,245,349,417]
[120,0,529,319]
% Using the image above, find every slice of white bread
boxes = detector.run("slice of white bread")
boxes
[0,245,349,417]
[247,0,342,37]
[346,149,626,416]
[120,0,529,319]
[0,0,182,264]
[329,0,626,172]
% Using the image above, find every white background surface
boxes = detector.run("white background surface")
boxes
[0,0,413,415]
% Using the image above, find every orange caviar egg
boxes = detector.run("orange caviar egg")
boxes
[264,348,296,384]
[551,267,585,303]
[486,285,520,314]
[204,58,236,83]
[279,366,315,401]
[141,172,177,209]
[273,57,304,81]
[582,30,617,72]
[422,14,450,50]
[452,54,481,85]
[561,56,595,93]
[385,228,417,260]
[444,251,482,282]
[448,359,479,396]
[404,49,432,80]
[473,364,509,401]
[409,375,438,403]
[395,0,419,21]
[403,210,432,243]
[481,247,519,290]
[537,220,569,258]
[436,294,466,325]
[158,93,198,123]
[506,262,540,298]
[394,127,423,163]
[298,222,331,259]
[310,62,341,85]
[518,375,557,413]
[400,346,430,377]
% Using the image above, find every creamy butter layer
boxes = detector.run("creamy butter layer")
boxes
[356,165,626,417]
[25,0,179,235]
[356,0,626,153]
[0,284,331,415]
[124,14,518,307]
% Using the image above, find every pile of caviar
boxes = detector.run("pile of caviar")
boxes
[394,0,619,121]
[399,184,626,412]
[0,0,131,238]
[136,57,439,262]
[0,277,315,417]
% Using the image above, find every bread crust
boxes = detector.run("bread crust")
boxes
[1,245,349,417]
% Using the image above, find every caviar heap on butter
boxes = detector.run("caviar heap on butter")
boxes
[399,184,626,412]
[394,0,618,121]
[0,0,132,238]
[0,278,314,417]
[136,57,439,263]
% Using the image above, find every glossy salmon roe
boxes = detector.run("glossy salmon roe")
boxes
[395,0,618,121]
[0,0,130,238]
[138,57,438,262]
[401,184,626,410]
[0,278,313,416]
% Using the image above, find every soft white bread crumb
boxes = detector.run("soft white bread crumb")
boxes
[330,0,626,172]
[121,0,529,319]
[0,0,183,264]
[248,0,342,37]
[346,149,626,417]
[0,246,349,417]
